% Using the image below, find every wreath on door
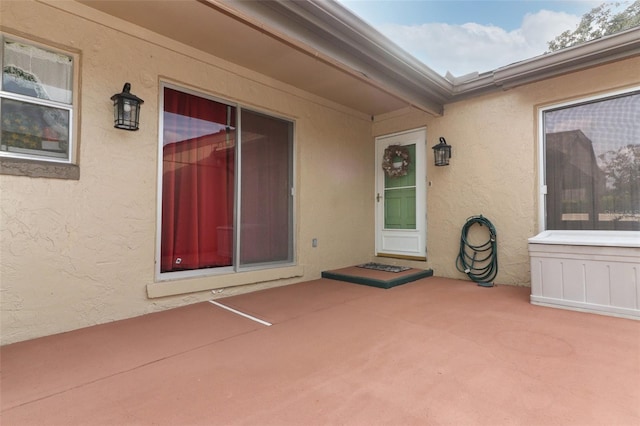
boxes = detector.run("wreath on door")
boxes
[382,145,410,177]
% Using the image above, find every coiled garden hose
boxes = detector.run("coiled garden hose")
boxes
[455,215,498,287]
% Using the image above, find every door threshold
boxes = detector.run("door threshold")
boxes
[376,253,426,261]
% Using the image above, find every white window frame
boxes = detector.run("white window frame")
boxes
[0,34,77,164]
[537,85,640,233]
[155,81,297,283]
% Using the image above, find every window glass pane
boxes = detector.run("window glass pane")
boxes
[384,144,415,188]
[1,98,70,160]
[239,109,293,266]
[544,92,640,230]
[384,144,416,229]
[3,40,73,105]
[161,87,236,272]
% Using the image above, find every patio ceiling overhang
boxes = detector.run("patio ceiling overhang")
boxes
[75,0,449,116]
[75,0,640,117]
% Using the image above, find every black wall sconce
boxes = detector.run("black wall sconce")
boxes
[111,83,144,131]
[432,137,452,166]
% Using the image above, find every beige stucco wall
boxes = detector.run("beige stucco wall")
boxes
[0,1,374,344]
[2,1,638,345]
[374,57,640,285]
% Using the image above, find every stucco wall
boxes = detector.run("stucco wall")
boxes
[0,1,374,344]
[374,58,640,286]
[2,1,638,345]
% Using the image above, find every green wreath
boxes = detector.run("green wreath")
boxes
[382,145,410,177]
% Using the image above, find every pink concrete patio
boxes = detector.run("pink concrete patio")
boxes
[1,276,639,425]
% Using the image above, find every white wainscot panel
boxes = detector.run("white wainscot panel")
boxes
[382,233,421,253]
[529,231,640,319]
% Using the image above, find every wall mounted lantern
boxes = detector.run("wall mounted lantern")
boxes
[111,83,144,131]
[432,137,452,166]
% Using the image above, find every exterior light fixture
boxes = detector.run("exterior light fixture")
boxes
[432,137,452,166]
[111,83,144,131]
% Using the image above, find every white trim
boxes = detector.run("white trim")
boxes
[374,127,427,258]
[537,105,546,233]
[155,81,297,283]
[155,84,166,280]
[536,85,640,233]
[147,264,304,298]
[539,85,640,113]
[531,296,639,320]
[235,106,242,267]
[0,34,76,164]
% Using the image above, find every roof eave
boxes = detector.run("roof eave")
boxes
[174,1,640,114]
[221,0,452,116]
[227,0,640,111]
[450,26,640,101]
[494,26,640,88]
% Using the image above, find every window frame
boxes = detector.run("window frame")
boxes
[0,34,78,167]
[155,81,296,282]
[537,85,640,233]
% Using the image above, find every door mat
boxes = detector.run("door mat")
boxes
[322,265,433,289]
[357,262,411,273]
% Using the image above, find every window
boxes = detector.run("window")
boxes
[0,36,74,163]
[159,85,294,277]
[541,88,639,231]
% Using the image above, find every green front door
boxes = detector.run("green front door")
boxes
[375,129,426,260]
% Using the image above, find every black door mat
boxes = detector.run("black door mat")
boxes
[322,266,433,289]
[357,262,411,273]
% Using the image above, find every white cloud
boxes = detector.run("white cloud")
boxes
[378,10,581,77]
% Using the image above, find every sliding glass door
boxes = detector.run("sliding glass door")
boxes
[160,85,293,276]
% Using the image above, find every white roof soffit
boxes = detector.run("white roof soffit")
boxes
[74,0,439,116]
[219,0,453,115]
[75,0,639,116]
[225,0,640,108]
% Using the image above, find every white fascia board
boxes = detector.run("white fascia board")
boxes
[451,27,640,100]
[222,0,451,115]
[492,26,640,88]
[300,0,453,95]
[217,0,639,110]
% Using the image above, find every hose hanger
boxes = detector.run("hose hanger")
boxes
[456,215,498,287]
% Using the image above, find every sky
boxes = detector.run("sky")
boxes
[337,0,610,77]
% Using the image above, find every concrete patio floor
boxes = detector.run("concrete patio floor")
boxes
[1,276,639,425]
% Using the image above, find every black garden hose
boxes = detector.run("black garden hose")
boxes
[456,215,498,287]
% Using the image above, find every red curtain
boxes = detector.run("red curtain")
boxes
[161,88,236,272]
